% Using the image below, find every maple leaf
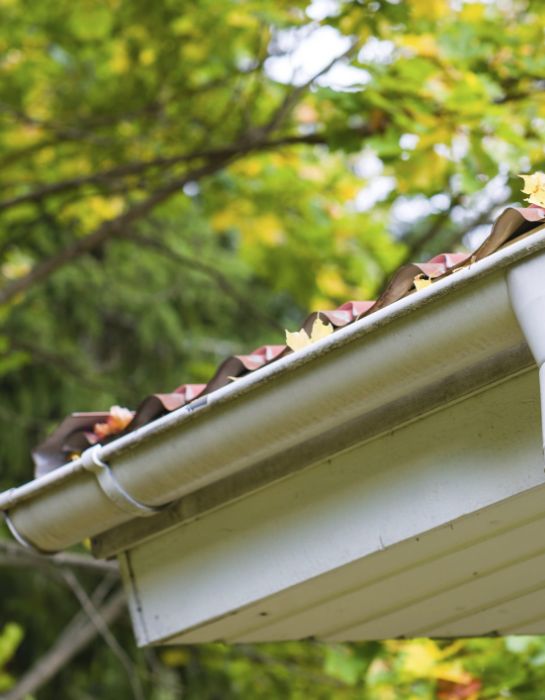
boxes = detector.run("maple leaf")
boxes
[285,317,333,352]
[93,405,134,440]
[413,274,432,291]
[520,171,545,207]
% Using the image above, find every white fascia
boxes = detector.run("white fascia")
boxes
[2,225,545,554]
[507,255,545,440]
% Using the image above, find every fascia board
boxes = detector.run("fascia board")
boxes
[122,369,544,645]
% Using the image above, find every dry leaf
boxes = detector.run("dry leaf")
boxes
[285,327,311,351]
[520,171,545,207]
[309,317,334,342]
[93,405,134,440]
[413,274,432,291]
[285,317,333,352]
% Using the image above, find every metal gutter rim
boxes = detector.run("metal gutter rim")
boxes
[2,225,545,516]
[0,226,545,549]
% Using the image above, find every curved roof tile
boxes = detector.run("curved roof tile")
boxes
[32,205,545,477]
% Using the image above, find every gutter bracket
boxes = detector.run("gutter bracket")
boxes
[81,445,166,518]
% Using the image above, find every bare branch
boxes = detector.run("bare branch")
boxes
[374,195,504,296]
[439,198,505,251]
[60,570,144,700]
[0,153,201,213]
[128,231,283,333]
[0,98,381,306]
[0,540,119,574]
[5,338,109,390]
[0,155,236,307]
[0,130,357,214]
[261,41,360,138]
[401,195,462,262]
[2,586,126,700]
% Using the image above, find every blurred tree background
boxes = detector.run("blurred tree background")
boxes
[1,0,545,696]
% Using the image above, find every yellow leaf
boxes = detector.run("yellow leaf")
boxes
[171,16,193,35]
[35,147,56,166]
[413,274,432,291]
[253,213,284,245]
[310,317,334,342]
[460,3,486,22]
[211,209,239,231]
[520,171,545,207]
[434,661,473,684]
[310,295,334,310]
[211,201,254,232]
[226,10,256,28]
[181,42,208,62]
[161,648,190,667]
[411,0,448,20]
[400,639,441,676]
[399,34,439,58]
[232,160,263,177]
[317,267,351,298]
[285,317,333,352]
[336,180,360,201]
[285,327,311,352]
[139,48,156,66]
[110,41,130,74]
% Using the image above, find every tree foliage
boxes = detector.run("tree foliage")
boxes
[1,0,545,696]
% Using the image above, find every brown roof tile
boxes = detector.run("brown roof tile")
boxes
[32,205,545,477]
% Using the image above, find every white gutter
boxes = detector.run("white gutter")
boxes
[2,226,545,554]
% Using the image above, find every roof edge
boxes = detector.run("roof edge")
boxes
[3,228,545,553]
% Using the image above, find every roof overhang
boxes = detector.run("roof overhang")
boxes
[122,367,545,644]
[4,226,545,644]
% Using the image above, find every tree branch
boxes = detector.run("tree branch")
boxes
[261,41,360,138]
[0,540,119,574]
[2,586,126,700]
[127,231,283,333]
[60,570,144,700]
[0,130,353,214]
[0,84,381,307]
[373,198,459,296]
[0,121,378,307]
[438,198,506,251]
[401,195,461,262]
[0,152,205,212]
[0,155,237,307]
[5,338,110,390]
[374,195,505,296]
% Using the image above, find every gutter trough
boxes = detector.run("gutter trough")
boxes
[3,225,545,555]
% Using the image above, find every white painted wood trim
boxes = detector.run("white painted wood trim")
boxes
[122,370,545,645]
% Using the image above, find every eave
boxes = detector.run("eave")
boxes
[4,226,545,644]
[1,226,545,554]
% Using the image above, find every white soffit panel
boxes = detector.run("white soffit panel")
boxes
[121,369,545,645]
